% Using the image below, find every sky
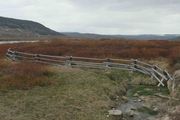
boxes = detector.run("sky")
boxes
[0,0,180,35]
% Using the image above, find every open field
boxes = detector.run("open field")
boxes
[1,38,180,65]
[0,38,180,120]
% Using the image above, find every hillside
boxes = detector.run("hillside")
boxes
[0,16,63,39]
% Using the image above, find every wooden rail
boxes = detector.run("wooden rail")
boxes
[6,48,173,87]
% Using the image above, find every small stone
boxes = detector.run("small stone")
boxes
[130,107,136,110]
[140,96,145,100]
[138,99,142,102]
[128,110,135,117]
[115,96,120,101]
[153,107,158,112]
[122,96,128,101]
[133,93,139,97]
[108,110,122,116]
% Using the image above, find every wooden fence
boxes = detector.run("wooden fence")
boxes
[6,48,173,87]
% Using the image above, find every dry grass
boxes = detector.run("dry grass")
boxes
[0,67,130,120]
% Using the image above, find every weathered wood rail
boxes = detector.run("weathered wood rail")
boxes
[6,48,173,87]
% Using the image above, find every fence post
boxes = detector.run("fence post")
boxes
[34,54,39,61]
[6,48,11,59]
[130,59,134,73]
[106,58,111,67]
[12,51,16,61]
[105,58,112,69]
[131,59,138,72]
[134,59,138,68]
[65,56,72,67]
[150,66,156,80]
[7,48,11,53]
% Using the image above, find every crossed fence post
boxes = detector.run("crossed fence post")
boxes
[152,65,165,87]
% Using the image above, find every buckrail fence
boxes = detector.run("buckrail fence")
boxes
[6,48,173,87]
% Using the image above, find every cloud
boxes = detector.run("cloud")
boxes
[0,0,180,34]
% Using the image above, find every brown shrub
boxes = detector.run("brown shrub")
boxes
[0,62,55,90]
[169,46,180,65]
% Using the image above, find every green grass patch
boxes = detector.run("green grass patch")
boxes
[0,64,168,120]
[105,70,131,82]
[128,85,169,97]
[0,68,130,120]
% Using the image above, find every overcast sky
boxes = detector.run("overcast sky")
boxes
[0,0,180,35]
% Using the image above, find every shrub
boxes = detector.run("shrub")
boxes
[0,62,56,90]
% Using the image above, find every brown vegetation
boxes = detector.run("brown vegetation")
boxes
[0,38,180,69]
[2,39,179,64]
[1,39,180,61]
[0,61,55,90]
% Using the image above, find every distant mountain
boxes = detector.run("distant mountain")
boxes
[62,32,110,39]
[174,36,180,40]
[115,34,180,40]
[63,32,180,40]
[0,16,63,39]
[1,16,179,41]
